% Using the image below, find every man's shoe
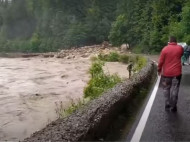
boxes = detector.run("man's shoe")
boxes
[170,106,177,112]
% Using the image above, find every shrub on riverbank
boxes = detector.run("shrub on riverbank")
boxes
[133,55,147,72]
[98,52,119,62]
[56,60,121,118]
[56,52,147,118]
[97,52,147,72]
[84,53,147,100]
[84,61,121,100]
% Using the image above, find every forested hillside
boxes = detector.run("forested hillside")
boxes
[0,0,189,53]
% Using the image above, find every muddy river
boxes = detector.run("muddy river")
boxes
[0,56,129,141]
[0,57,91,141]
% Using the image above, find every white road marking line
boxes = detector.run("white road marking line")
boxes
[130,75,161,142]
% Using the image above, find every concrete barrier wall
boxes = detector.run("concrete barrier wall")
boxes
[23,60,157,142]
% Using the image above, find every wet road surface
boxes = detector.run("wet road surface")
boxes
[129,65,190,141]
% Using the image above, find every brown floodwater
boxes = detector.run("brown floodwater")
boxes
[0,57,90,141]
[0,56,130,141]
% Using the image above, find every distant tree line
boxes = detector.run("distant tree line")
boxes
[0,0,189,53]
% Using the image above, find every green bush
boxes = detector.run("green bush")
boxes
[133,56,147,72]
[98,53,108,61]
[98,52,120,62]
[132,46,143,54]
[84,61,121,100]
[30,33,41,52]
[108,52,120,62]
[119,54,130,64]
[89,61,104,77]
[90,56,99,62]
[98,52,140,65]
[97,52,147,75]
[84,74,121,99]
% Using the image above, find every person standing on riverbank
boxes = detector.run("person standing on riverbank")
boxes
[158,36,183,112]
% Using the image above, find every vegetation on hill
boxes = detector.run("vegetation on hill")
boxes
[0,0,189,53]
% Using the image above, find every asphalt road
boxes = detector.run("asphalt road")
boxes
[129,65,190,141]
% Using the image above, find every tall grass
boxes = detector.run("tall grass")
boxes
[55,98,88,118]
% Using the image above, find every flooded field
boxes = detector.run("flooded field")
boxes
[0,57,90,141]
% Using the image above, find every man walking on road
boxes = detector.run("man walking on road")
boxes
[158,36,183,112]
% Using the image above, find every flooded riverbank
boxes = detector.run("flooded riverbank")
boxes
[0,57,90,141]
[0,47,131,141]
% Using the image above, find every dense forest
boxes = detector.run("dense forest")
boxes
[0,0,189,53]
